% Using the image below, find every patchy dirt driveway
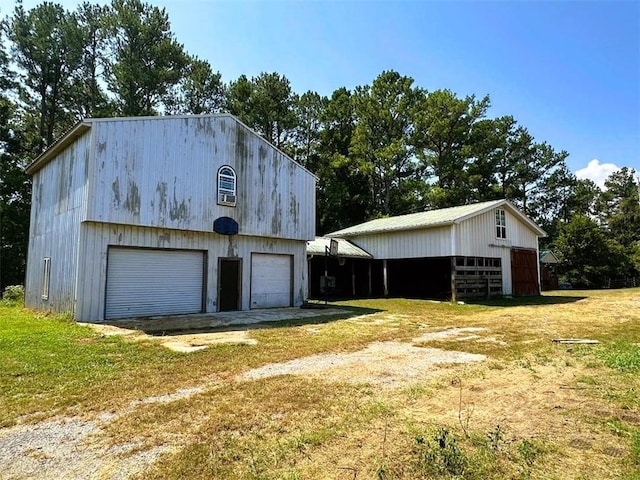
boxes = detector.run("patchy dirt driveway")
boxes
[0,322,488,479]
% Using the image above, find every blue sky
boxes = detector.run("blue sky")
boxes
[2,0,639,185]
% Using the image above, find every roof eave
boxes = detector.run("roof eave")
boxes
[25,121,92,175]
[328,220,455,237]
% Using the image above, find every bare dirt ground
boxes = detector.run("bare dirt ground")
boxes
[1,291,638,479]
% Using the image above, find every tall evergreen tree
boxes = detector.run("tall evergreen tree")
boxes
[227,72,296,150]
[165,56,224,115]
[291,90,326,171]
[69,2,112,118]
[106,0,188,116]
[350,70,424,217]
[414,89,490,208]
[315,87,369,234]
[0,22,29,290]
[8,1,84,151]
[600,168,640,248]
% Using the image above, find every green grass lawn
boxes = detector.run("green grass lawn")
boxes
[0,306,180,426]
[1,289,639,479]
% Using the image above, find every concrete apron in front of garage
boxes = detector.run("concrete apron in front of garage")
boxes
[103,306,347,334]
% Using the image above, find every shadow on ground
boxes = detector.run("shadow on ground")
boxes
[103,305,384,337]
[467,295,587,307]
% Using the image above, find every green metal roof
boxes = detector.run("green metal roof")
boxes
[328,199,546,237]
[307,237,373,258]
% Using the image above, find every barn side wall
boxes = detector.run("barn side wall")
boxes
[76,221,307,322]
[24,132,91,314]
[456,208,540,296]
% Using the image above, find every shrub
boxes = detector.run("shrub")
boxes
[1,285,24,305]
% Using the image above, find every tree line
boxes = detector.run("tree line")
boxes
[1,0,638,291]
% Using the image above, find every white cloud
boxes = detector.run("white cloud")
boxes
[575,159,620,189]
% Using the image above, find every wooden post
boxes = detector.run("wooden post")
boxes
[383,259,389,297]
[368,262,372,296]
[351,261,356,296]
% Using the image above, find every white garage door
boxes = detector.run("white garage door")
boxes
[251,253,292,309]
[105,248,204,319]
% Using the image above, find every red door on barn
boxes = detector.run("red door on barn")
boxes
[511,249,540,296]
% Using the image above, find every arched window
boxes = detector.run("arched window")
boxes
[218,166,237,206]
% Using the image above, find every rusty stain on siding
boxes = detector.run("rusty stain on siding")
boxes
[170,198,190,222]
[271,193,282,235]
[271,152,282,235]
[289,196,299,228]
[169,179,190,222]
[112,177,121,207]
[195,117,216,137]
[156,181,168,224]
[157,231,170,247]
[235,125,248,166]
[84,149,89,180]
[226,235,237,257]
[56,155,70,212]
[123,180,140,215]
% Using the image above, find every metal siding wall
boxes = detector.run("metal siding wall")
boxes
[348,226,453,259]
[77,222,307,322]
[88,116,315,241]
[25,133,90,314]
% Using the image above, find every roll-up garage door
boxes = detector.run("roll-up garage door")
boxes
[105,247,204,319]
[250,253,292,309]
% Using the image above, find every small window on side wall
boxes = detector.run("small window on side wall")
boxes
[218,166,237,207]
[495,208,506,239]
[42,257,51,300]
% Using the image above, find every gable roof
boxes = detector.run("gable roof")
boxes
[328,199,546,237]
[306,237,373,258]
[540,249,560,264]
[25,114,317,179]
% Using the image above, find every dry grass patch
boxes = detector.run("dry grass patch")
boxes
[2,289,640,479]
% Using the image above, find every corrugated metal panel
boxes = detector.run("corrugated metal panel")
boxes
[250,253,292,308]
[346,226,453,259]
[24,131,91,314]
[87,115,316,241]
[105,248,204,319]
[306,237,373,258]
[76,222,308,321]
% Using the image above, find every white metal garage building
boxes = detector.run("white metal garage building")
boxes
[24,115,316,322]
[326,200,546,300]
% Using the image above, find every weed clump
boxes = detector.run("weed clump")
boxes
[598,341,640,373]
[1,285,24,306]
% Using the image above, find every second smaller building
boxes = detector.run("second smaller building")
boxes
[308,200,546,301]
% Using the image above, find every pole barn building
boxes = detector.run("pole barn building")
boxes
[24,115,316,322]
[324,200,546,301]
